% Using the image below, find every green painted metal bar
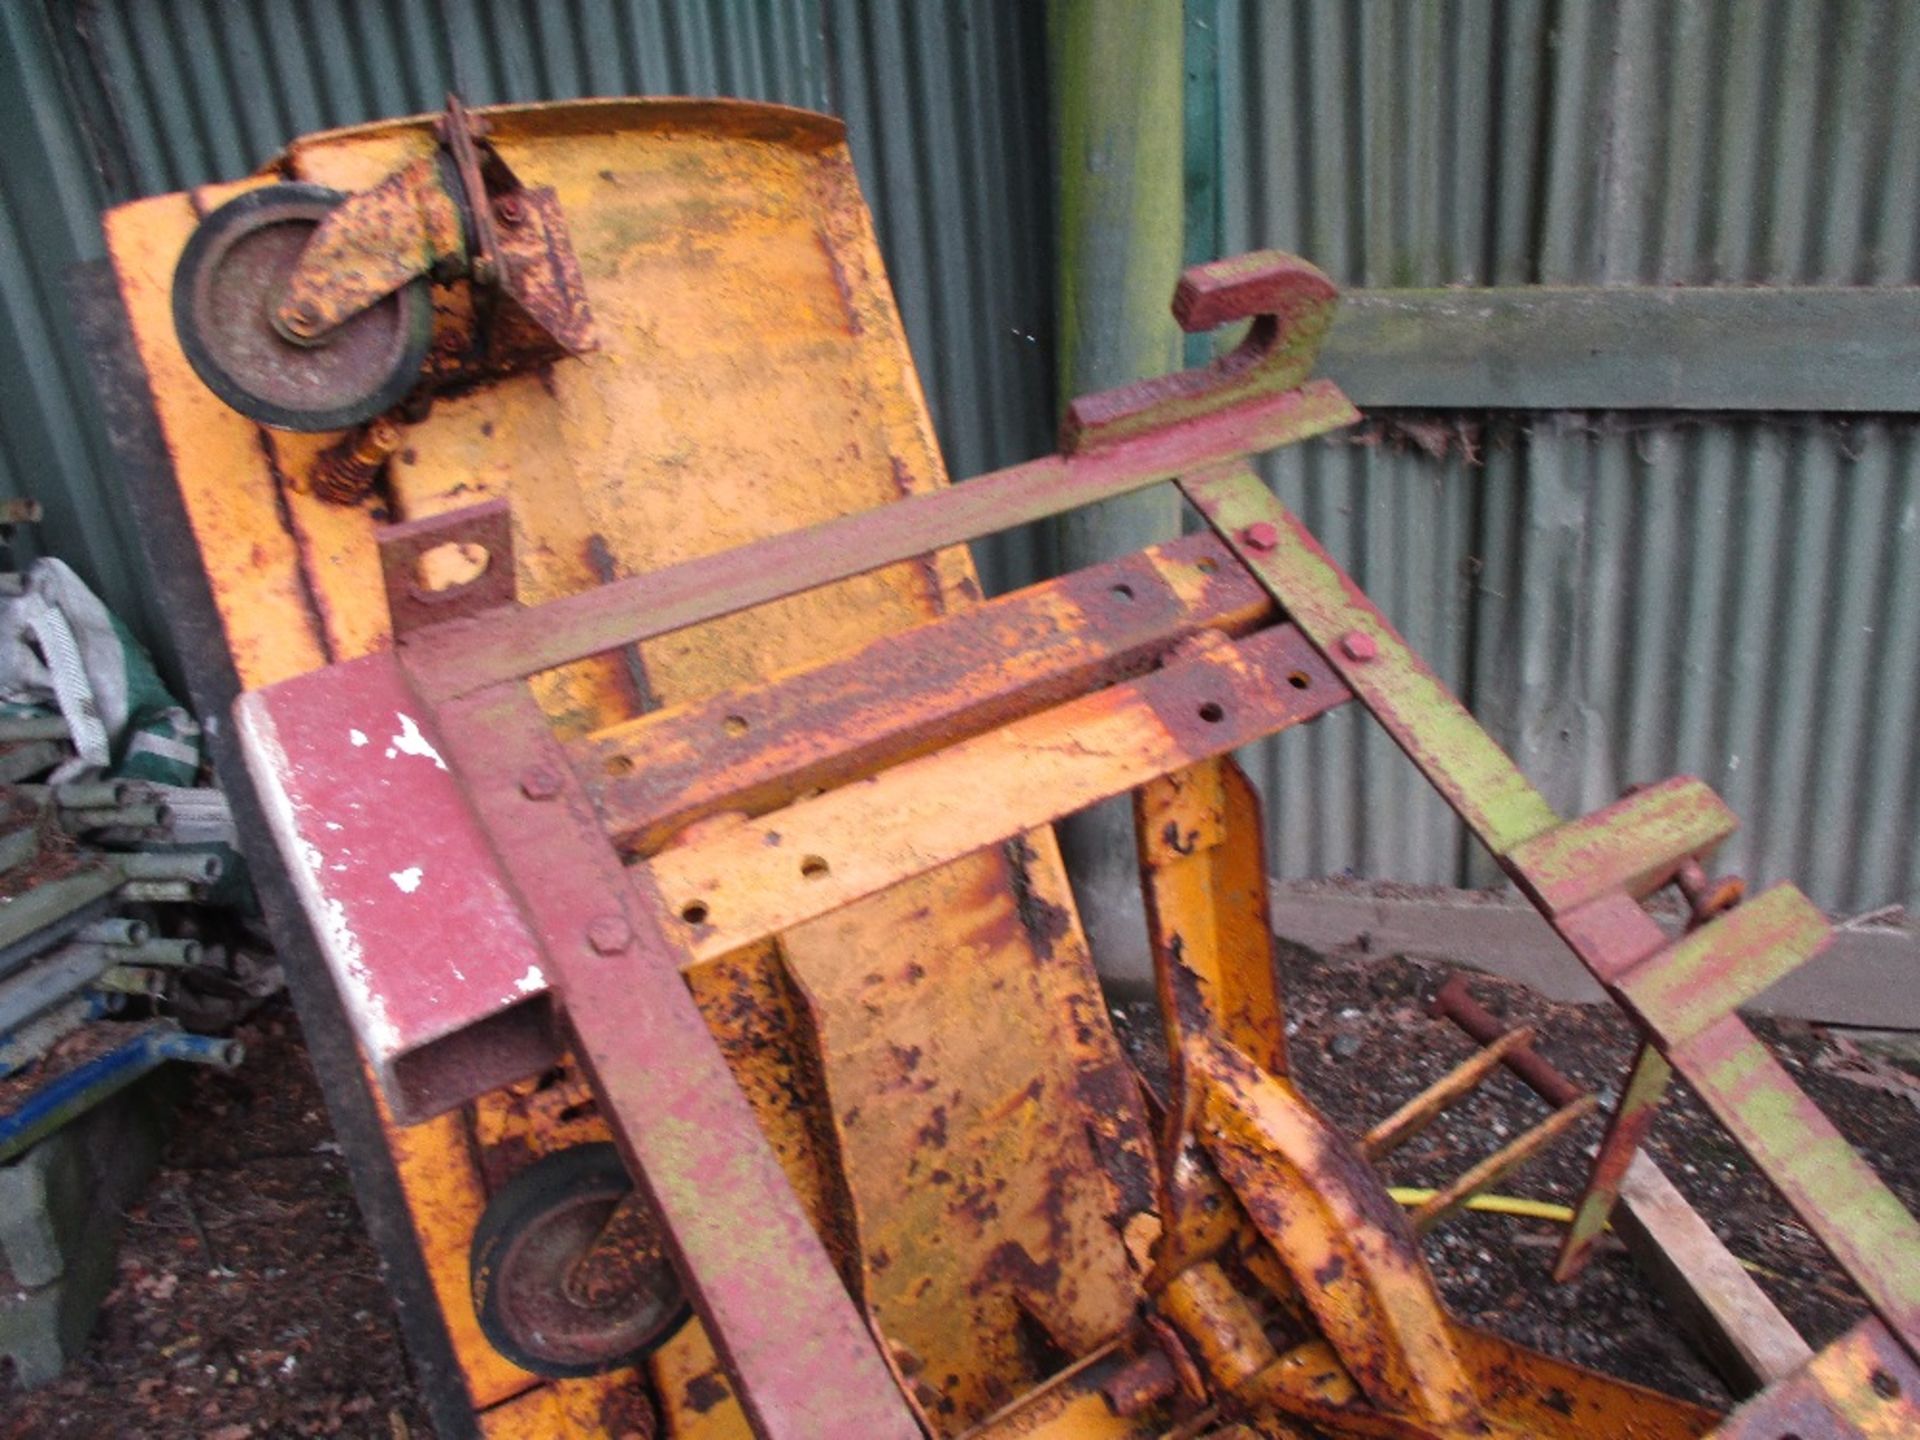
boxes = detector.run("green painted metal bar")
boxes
[1506,777,1737,916]
[1180,461,1920,1357]
[1555,1040,1675,1281]
[1180,464,1560,856]
[1324,286,1920,412]
[1618,885,1832,1047]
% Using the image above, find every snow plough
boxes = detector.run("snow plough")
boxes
[85,95,1917,1438]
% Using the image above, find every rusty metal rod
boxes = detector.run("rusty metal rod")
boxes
[1428,971,1813,1393]
[1427,973,1582,1106]
[1361,1024,1538,1161]
[1410,1092,1598,1233]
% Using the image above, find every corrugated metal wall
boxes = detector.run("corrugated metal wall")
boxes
[3,0,1913,913]
[0,0,1055,657]
[1208,0,1920,912]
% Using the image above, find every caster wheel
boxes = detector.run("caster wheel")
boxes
[170,182,432,432]
[470,1142,689,1377]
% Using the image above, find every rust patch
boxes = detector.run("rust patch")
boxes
[974,1241,1062,1299]
[1003,836,1072,960]
[683,1371,729,1415]
[816,227,864,335]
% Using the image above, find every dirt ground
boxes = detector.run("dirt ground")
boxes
[2,1005,433,1440]
[5,944,1918,1436]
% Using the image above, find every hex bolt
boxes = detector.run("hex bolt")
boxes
[1240,521,1279,553]
[519,765,564,801]
[1340,629,1378,662]
[587,916,633,955]
[494,194,527,226]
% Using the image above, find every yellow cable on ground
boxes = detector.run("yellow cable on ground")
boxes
[1388,1185,1778,1279]
[1387,1186,1575,1224]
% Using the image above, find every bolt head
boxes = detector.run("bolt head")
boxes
[1340,629,1378,662]
[1241,521,1280,553]
[519,765,563,800]
[494,194,526,226]
[281,301,322,336]
[587,916,633,956]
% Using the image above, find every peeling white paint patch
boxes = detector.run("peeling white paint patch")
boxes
[389,712,447,769]
[349,728,369,747]
[324,821,343,832]
[514,964,545,995]
[390,866,424,894]
[236,702,400,1064]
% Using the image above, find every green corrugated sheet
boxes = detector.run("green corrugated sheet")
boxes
[1,0,1913,911]
[1204,0,1920,911]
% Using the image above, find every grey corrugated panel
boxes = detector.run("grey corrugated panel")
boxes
[0,2,165,657]
[1213,0,1920,910]
[4,1,1054,675]
[825,1,1055,595]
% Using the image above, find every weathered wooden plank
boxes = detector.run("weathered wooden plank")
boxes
[1325,286,1920,412]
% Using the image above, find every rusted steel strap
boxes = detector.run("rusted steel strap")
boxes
[583,532,1277,852]
[1505,777,1737,917]
[1707,1317,1919,1437]
[1178,464,1559,856]
[429,681,920,1439]
[401,381,1356,701]
[647,624,1349,963]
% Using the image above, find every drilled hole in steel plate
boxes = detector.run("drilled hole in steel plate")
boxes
[1872,1370,1901,1400]
[1287,670,1312,690]
[722,714,749,738]
[1197,701,1225,724]
[415,540,492,593]
[800,855,830,880]
[1111,583,1135,601]
[680,901,709,925]
[604,754,634,778]
[1195,557,1219,574]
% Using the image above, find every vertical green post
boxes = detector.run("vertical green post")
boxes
[1050,0,1185,988]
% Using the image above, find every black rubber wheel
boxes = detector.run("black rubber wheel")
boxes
[171,183,433,432]
[469,1142,689,1377]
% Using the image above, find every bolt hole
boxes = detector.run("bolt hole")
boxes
[680,900,709,925]
[723,714,749,737]
[1287,671,1312,690]
[1871,1370,1901,1400]
[800,855,831,880]
[1195,557,1219,574]
[604,754,634,777]
[1198,701,1225,724]
[1111,583,1135,601]
[414,540,490,593]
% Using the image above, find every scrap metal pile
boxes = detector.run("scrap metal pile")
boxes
[95,96,1918,1438]
[0,580,253,1170]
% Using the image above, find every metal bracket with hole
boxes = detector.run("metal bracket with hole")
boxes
[375,497,516,637]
